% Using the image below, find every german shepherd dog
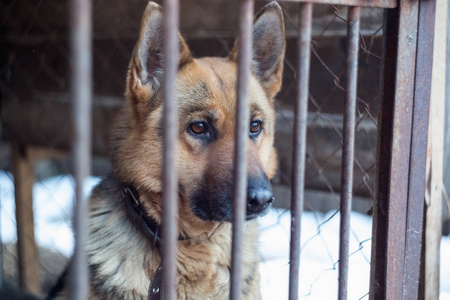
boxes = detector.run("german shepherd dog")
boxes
[50,1,285,299]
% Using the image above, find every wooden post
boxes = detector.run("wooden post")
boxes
[425,0,447,298]
[11,143,41,296]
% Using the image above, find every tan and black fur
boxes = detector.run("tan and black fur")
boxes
[51,1,285,299]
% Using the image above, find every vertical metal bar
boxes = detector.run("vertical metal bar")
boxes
[70,0,92,297]
[162,0,180,299]
[288,3,313,300]
[338,6,360,300]
[369,0,419,299]
[404,0,436,297]
[230,0,254,299]
[369,9,392,299]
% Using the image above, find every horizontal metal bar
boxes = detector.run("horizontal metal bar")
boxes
[256,0,396,9]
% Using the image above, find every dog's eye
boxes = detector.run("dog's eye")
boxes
[249,121,262,135]
[190,121,208,135]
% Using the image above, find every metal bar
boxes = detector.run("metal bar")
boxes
[288,3,313,300]
[230,0,254,299]
[338,6,360,300]
[404,0,437,297]
[382,1,418,298]
[162,0,180,299]
[256,0,396,9]
[70,0,92,297]
[369,9,394,299]
[369,0,419,299]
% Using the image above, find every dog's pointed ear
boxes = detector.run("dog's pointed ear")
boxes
[230,2,286,99]
[126,1,192,121]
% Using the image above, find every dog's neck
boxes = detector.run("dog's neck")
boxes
[122,184,164,251]
[122,181,229,244]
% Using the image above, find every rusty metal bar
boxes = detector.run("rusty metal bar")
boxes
[162,0,180,299]
[403,0,436,297]
[256,0,396,9]
[369,0,419,299]
[288,3,313,300]
[338,6,360,300]
[230,0,254,299]
[70,0,92,297]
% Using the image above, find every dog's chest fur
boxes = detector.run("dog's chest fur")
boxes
[81,178,261,300]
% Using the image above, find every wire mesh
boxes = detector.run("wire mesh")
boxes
[272,4,380,299]
[0,1,446,299]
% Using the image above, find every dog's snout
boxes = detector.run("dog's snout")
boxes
[247,187,274,215]
[246,174,274,218]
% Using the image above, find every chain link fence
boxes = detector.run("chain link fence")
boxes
[1,0,443,299]
[257,4,382,299]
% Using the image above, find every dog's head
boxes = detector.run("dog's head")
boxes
[113,1,285,224]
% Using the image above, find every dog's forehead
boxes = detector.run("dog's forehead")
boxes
[177,57,236,100]
[176,57,270,114]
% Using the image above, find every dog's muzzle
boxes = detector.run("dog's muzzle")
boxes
[189,172,274,222]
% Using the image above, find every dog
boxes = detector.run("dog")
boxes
[50,1,285,299]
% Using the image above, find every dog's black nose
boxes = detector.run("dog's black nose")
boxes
[247,188,274,214]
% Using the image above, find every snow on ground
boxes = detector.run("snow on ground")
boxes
[258,209,373,299]
[0,172,100,257]
[1,173,449,299]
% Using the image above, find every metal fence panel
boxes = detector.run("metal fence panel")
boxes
[369,0,436,298]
